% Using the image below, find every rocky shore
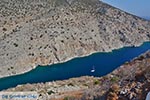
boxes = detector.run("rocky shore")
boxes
[0,0,150,78]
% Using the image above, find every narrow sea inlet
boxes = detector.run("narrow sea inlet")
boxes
[0,42,150,91]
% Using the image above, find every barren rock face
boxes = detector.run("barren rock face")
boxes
[0,0,150,78]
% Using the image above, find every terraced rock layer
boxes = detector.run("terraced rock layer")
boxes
[0,0,150,78]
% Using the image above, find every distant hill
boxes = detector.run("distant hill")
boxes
[143,17,150,20]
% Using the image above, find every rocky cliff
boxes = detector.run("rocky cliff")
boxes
[0,0,150,78]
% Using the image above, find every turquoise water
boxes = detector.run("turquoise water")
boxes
[0,42,150,91]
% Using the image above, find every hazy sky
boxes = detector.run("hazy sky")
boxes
[102,0,150,20]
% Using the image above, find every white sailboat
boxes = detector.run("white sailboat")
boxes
[91,66,95,73]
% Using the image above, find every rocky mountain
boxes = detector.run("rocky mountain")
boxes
[0,0,150,78]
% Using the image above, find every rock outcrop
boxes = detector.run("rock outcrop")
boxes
[0,0,150,78]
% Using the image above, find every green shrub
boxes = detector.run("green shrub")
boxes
[47,90,55,95]
[63,96,75,100]
[68,83,74,86]
[110,76,119,83]
[94,80,100,85]
[64,96,69,100]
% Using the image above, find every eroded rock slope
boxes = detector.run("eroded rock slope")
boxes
[0,0,150,77]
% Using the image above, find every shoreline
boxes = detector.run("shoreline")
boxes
[0,0,150,81]
[0,41,149,79]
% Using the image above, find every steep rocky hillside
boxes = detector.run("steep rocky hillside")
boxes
[0,0,150,78]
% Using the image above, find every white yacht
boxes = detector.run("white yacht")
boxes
[91,66,95,73]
